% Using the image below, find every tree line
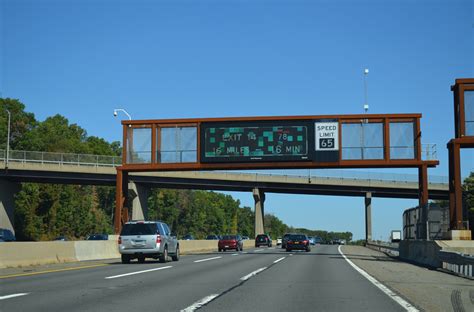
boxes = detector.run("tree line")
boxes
[0,98,359,241]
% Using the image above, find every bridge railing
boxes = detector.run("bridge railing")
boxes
[365,241,400,257]
[0,149,122,168]
[0,149,449,184]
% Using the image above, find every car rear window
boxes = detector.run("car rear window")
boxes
[257,235,267,241]
[289,234,306,241]
[121,223,157,236]
[222,235,236,240]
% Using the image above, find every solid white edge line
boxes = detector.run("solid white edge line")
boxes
[105,266,172,279]
[240,267,267,281]
[338,246,419,312]
[181,294,219,312]
[0,293,29,300]
[273,257,285,264]
[193,256,222,263]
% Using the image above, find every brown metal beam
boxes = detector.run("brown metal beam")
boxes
[418,164,428,207]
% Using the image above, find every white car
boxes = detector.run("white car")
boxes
[276,238,282,245]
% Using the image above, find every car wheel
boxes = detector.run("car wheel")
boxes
[306,248,311,252]
[172,246,180,261]
[121,254,130,264]
[160,246,168,263]
[138,255,146,263]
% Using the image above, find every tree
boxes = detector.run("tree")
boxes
[0,98,37,150]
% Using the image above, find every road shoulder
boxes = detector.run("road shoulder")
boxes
[342,245,473,312]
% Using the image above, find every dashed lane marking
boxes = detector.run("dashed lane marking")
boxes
[0,293,29,300]
[273,257,285,264]
[181,294,219,312]
[193,256,222,263]
[240,267,267,281]
[105,266,172,279]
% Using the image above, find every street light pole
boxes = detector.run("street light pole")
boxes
[5,109,10,168]
[113,108,132,121]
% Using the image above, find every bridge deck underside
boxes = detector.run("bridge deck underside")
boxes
[0,169,448,200]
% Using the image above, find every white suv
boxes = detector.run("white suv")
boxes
[118,221,179,264]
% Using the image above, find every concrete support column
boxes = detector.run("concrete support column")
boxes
[128,182,149,221]
[0,179,21,234]
[253,188,265,238]
[365,192,372,242]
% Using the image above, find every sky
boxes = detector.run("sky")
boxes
[1,0,473,240]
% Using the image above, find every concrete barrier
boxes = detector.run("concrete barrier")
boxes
[0,242,76,268]
[399,240,474,268]
[74,241,120,261]
[0,239,258,268]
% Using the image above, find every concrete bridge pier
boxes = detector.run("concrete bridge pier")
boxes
[0,179,21,234]
[128,182,149,221]
[365,192,372,242]
[253,188,265,238]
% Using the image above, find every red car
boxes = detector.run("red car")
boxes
[218,235,243,252]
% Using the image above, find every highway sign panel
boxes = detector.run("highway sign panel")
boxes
[201,121,310,162]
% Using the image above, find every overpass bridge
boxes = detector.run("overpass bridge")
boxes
[1,150,448,238]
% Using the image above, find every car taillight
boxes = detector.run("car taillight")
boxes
[118,236,122,244]
[156,235,162,244]
[303,240,308,244]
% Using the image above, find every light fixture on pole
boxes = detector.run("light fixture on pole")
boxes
[113,108,132,120]
[363,68,369,114]
[113,108,132,128]
[5,109,10,168]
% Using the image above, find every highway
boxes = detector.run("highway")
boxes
[0,245,412,312]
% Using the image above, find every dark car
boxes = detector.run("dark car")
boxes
[314,237,323,244]
[86,234,109,240]
[218,235,243,252]
[54,236,68,241]
[286,233,311,252]
[281,233,295,249]
[182,234,195,240]
[255,234,272,247]
[0,228,16,242]
[206,234,220,240]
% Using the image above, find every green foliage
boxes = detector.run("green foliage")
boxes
[4,98,354,241]
[0,98,37,150]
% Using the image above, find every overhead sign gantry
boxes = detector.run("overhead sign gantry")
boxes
[115,113,438,233]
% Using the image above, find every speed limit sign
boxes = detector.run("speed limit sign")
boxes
[315,122,339,151]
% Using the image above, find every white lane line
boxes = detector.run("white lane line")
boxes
[273,257,285,264]
[194,256,222,263]
[240,267,267,281]
[338,246,419,312]
[181,294,219,312]
[253,249,264,252]
[105,266,172,279]
[231,253,239,256]
[0,293,29,300]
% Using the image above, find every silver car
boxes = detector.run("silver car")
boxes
[118,221,179,264]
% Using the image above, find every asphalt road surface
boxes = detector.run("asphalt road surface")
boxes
[0,245,411,312]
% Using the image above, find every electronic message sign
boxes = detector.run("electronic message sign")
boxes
[201,121,311,163]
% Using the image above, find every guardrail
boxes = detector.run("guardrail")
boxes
[0,149,450,184]
[439,250,474,279]
[0,149,121,168]
[365,241,400,257]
